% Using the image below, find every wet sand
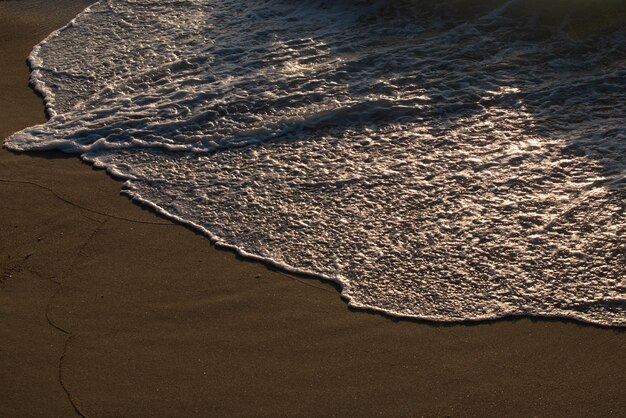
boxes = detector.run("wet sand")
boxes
[0,1,624,416]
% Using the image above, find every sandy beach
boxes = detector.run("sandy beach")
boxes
[1,1,625,416]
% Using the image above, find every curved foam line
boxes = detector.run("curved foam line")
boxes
[8,0,625,328]
[84,151,625,328]
[27,2,100,119]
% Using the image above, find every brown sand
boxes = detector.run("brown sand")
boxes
[0,1,624,416]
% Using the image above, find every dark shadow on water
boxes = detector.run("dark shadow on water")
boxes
[18,149,81,160]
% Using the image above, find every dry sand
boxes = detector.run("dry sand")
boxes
[0,1,624,416]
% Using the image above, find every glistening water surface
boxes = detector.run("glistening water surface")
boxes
[6,0,625,326]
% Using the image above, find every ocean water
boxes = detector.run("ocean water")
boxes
[5,0,625,326]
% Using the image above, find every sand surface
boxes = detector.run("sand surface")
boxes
[1,1,625,416]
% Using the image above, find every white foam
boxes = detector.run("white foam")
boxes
[5,0,625,326]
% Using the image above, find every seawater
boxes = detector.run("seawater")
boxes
[6,0,625,326]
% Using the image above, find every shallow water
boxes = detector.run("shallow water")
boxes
[6,0,625,326]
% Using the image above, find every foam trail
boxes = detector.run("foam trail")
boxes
[5,0,626,326]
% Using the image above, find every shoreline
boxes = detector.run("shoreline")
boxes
[1,1,625,416]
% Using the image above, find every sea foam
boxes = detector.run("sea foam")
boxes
[6,0,625,326]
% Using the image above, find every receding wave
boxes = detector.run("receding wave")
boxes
[5,0,625,326]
